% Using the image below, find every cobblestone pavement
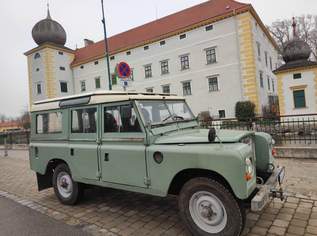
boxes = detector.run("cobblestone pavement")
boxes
[1,150,317,236]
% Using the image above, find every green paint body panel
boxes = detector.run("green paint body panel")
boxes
[29,98,275,201]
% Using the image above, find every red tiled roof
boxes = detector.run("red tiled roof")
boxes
[0,121,21,128]
[71,0,250,67]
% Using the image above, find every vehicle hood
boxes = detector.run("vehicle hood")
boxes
[154,128,254,144]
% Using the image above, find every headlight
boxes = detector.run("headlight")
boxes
[245,157,254,181]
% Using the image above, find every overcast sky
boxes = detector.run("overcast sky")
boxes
[0,0,316,117]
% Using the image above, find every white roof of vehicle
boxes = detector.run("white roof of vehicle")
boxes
[31,90,184,112]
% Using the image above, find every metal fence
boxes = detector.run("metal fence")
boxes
[201,114,317,145]
[0,130,30,145]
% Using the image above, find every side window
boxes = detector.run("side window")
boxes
[72,108,97,133]
[104,105,142,133]
[36,112,62,134]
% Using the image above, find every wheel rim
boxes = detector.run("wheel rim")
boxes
[56,171,73,199]
[189,191,228,234]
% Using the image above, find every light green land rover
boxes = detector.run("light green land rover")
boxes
[29,91,285,236]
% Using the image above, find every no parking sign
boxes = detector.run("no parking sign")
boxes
[117,62,131,79]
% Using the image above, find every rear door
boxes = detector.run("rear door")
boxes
[100,102,148,187]
[69,106,100,180]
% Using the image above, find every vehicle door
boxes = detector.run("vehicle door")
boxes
[100,102,148,187]
[69,106,100,180]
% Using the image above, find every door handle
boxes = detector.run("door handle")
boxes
[104,153,109,162]
[70,148,74,156]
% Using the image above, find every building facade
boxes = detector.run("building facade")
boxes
[274,19,317,116]
[25,0,279,118]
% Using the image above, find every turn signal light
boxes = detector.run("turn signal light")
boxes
[244,173,252,181]
[272,148,277,157]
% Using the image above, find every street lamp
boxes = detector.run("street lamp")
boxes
[101,0,112,90]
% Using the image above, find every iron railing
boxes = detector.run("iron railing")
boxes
[201,113,317,145]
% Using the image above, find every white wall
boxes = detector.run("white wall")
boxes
[73,17,243,117]
[250,17,278,109]
[282,71,317,115]
[30,50,47,102]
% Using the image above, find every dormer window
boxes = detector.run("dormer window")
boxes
[34,53,41,59]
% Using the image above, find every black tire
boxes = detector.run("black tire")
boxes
[179,177,244,236]
[53,163,83,205]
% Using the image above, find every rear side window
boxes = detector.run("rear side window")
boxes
[71,107,97,133]
[36,112,62,134]
[104,104,141,133]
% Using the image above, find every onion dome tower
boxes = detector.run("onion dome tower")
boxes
[282,17,311,64]
[31,5,67,46]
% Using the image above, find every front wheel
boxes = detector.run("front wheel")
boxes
[179,178,245,236]
[53,163,83,205]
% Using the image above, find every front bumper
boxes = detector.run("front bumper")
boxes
[251,166,285,212]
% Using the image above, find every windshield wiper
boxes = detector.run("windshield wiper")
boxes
[162,114,184,123]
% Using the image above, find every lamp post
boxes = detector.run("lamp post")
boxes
[101,0,112,90]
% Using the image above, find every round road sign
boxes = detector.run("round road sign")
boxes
[117,62,131,79]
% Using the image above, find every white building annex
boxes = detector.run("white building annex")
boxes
[25,0,279,118]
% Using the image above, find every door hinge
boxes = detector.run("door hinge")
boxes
[144,177,151,186]
[96,171,101,179]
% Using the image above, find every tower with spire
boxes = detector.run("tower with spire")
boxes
[274,17,317,116]
[24,5,74,105]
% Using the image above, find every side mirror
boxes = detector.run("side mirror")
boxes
[208,128,216,142]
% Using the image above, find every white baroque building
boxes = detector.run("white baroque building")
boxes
[25,0,279,118]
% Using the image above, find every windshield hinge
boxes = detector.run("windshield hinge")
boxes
[144,177,151,186]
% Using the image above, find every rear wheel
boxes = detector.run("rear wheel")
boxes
[179,178,245,236]
[53,163,82,205]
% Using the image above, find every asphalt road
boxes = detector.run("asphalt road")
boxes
[0,196,90,236]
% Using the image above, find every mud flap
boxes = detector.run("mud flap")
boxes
[36,172,52,191]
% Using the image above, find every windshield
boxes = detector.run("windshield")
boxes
[137,100,195,126]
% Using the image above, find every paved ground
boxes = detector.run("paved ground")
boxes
[0,196,89,236]
[1,150,317,236]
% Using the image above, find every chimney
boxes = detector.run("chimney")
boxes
[84,39,94,47]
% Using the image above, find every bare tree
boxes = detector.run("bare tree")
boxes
[268,15,317,60]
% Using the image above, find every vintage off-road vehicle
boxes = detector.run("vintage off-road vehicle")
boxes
[29,91,285,236]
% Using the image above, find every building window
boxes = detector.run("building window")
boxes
[265,52,268,67]
[182,81,192,96]
[208,76,219,92]
[270,57,273,70]
[111,74,117,85]
[180,55,189,70]
[267,76,270,91]
[130,68,134,81]
[162,85,170,94]
[80,65,84,69]
[206,47,217,64]
[256,42,261,60]
[293,90,306,108]
[160,60,169,75]
[144,45,149,50]
[94,61,99,65]
[60,81,68,93]
[59,66,66,71]
[58,51,64,55]
[126,51,131,55]
[205,25,213,31]
[146,88,153,93]
[80,81,86,92]
[34,53,41,59]
[110,56,115,60]
[144,64,152,78]
[180,34,186,40]
[36,68,40,72]
[160,40,166,46]
[259,71,264,88]
[36,83,42,95]
[95,77,101,89]
[293,73,302,79]
[218,110,226,118]
[272,78,275,92]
